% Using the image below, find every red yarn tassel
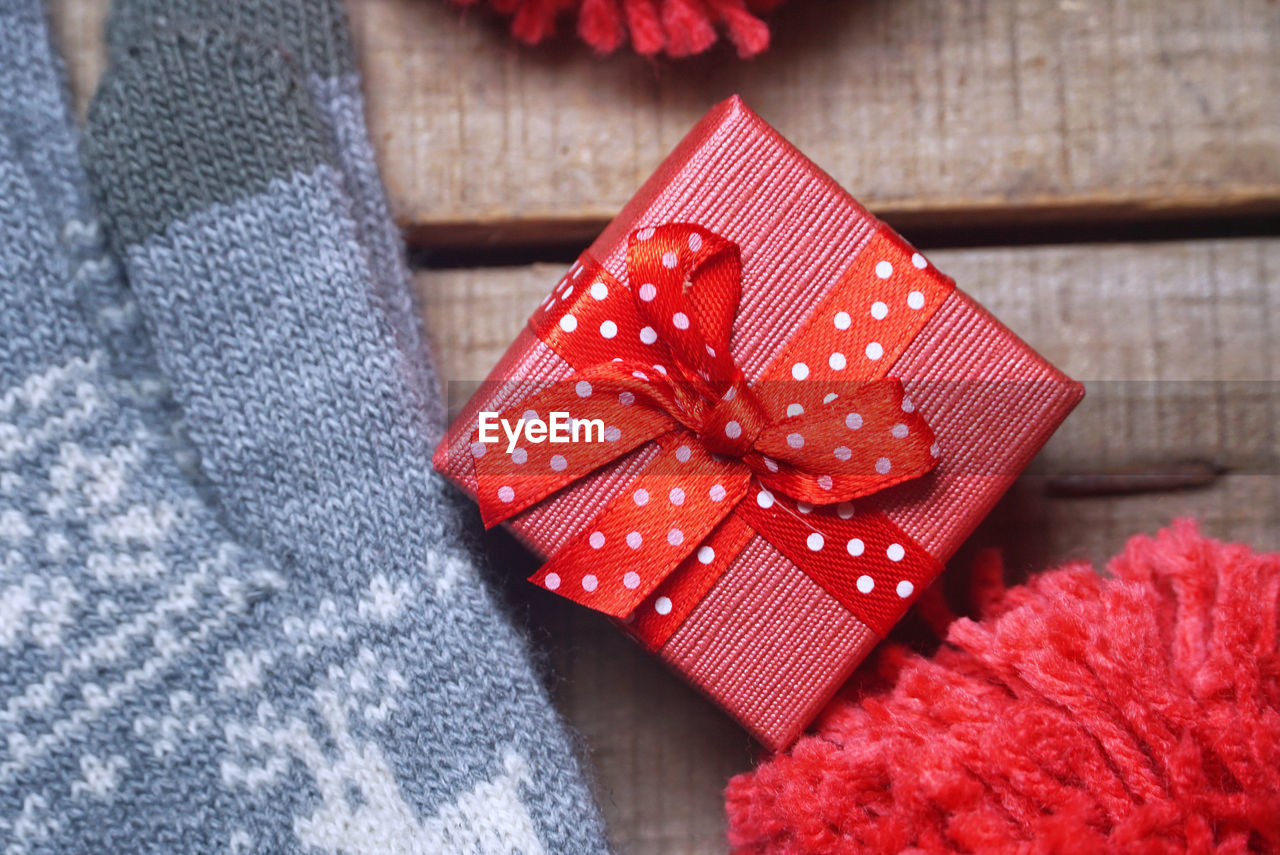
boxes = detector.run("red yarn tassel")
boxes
[703,0,770,58]
[510,0,569,44]
[622,0,667,55]
[449,0,784,57]
[660,0,718,57]
[577,0,626,53]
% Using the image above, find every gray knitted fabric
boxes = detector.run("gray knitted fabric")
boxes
[0,2,608,852]
[102,0,444,434]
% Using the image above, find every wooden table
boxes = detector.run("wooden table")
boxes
[52,0,1280,851]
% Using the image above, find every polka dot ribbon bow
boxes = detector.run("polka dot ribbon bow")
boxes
[472,223,953,640]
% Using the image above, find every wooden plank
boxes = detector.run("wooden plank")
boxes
[49,0,1280,245]
[418,238,1280,854]
[349,0,1280,243]
[48,0,106,117]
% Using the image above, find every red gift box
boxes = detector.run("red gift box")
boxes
[433,96,1083,751]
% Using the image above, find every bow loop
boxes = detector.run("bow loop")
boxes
[471,359,682,526]
[627,224,742,399]
[752,379,939,504]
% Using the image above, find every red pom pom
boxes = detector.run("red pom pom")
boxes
[451,0,782,57]
[727,521,1280,854]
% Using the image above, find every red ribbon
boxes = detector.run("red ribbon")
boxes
[471,224,954,646]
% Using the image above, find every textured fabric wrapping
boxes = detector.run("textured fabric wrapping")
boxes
[434,96,1083,750]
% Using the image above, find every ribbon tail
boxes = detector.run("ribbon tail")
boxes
[528,436,751,617]
[735,480,941,637]
[473,364,678,527]
[623,512,758,651]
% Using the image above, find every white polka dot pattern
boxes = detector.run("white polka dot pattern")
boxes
[751,374,937,506]
[731,482,938,637]
[752,231,951,443]
[627,514,757,651]
[526,436,751,618]
[488,227,951,633]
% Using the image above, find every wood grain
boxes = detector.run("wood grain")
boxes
[51,0,1280,246]
[418,238,1280,853]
